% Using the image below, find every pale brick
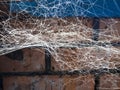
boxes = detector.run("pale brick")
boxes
[51,47,120,71]
[99,19,120,42]
[99,74,120,90]
[8,18,93,42]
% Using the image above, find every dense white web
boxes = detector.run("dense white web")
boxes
[0,0,120,75]
[0,0,120,89]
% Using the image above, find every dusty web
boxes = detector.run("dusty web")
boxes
[0,0,120,89]
[0,0,120,72]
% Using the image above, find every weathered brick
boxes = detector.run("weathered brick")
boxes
[99,74,120,90]
[63,75,94,90]
[3,75,94,90]
[8,18,93,43]
[51,47,120,71]
[99,19,120,42]
[0,48,45,72]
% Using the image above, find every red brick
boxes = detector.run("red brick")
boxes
[51,47,120,71]
[99,74,120,90]
[3,75,94,90]
[63,75,94,90]
[99,19,120,42]
[0,48,45,72]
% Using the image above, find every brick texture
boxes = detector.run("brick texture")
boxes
[3,75,94,90]
[99,74,120,90]
[8,18,93,43]
[51,47,120,71]
[0,14,120,90]
[99,19,120,42]
[0,48,45,72]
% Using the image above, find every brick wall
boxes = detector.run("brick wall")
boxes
[0,11,120,90]
[0,19,120,90]
[0,47,120,90]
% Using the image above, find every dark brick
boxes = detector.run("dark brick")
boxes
[3,75,94,90]
[0,48,45,72]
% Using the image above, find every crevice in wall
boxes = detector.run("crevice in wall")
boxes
[5,50,23,61]
[0,78,3,90]
[45,49,52,73]
[92,18,100,41]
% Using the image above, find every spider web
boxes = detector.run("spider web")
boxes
[0,0,120,70]
[0,0,120,85]
[0,0,120,89]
